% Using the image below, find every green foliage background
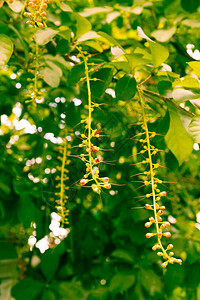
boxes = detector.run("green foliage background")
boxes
[0,0,200,299]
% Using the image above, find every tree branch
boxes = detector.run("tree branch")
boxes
[142,89,194,118]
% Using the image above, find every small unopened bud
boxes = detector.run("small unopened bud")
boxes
[167,244,173,250]
[157,252,163,256]
[160,191,167,197]
[163,232,171,238]
[145,222,151,228]
[161,261,168,268]
[145,233,152,238]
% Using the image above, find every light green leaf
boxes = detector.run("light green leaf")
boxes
[60,2,73,11]
[40,63,61,88]
[8,0,24,12]
[137,26,169,67]
[0,35,13,68]
[182,19,200,28]
[188,61,200,77]
[109,273,135,293]
[165,110,193,165]
[79,7,111,17]
[35,28,59,45]
[77,31,101,42]
[188,116,200,143]
[172,89,200,102]
[173,76,200,89]
[74,13,92,38]
[151,26,176,42]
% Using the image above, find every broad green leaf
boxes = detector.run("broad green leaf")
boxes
[97,31,122,48]
[79,7,111,17]
[77,31,101,42]
[188,116,200,143]
[0,35,13,68]
[137,26,169,67]
[68,63,85,85]
[91,67,113,98]
[35,28,59,45]
[111,249,134,263]
[60,2,73,11]
[140,269,162,296]
[151,27,176,42]
[40,67,61,87]
[41,248,61,281]
[11,278,43,300]
[59,282,85,299]
[173,76,200,89]
[181,0,200,12]
[109,273,135,293]
[187,61,200,77]
[164,265,185,293]
[8,0,24,12]
[165,110,193,165]
[74,13,92,38]
[157,80,173,97]
[172,89,200,102]
[41,290,56,300]
[182,19,200,28]
[115,74,137,101]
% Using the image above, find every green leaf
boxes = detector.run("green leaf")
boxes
[74,13,92,38]
[79,7,111,17]
[109,273,135,293]
[188,116,200,143]
[187,61,200,77]
[172,89,200,102]
[8,0,24,12]
[182,19,200,28]
[115,74,137,101]
[11,278,43,300]
[165,110,193,165]
[137,26,169,67]
[41,289,56,300]
[77,31,101,42]
[59,282,85,299]
[181,0,200,12]
[40,60,62,88]
[157,80,173,97]
[35,28,59,45]
[140,269,162,296]
[151,27,176,42]
[41,244,65,281]
[60,2,73,11]
[68,63,85,85]
[91,67,113,98]
[0,34,13,68]
[111,249,134,263]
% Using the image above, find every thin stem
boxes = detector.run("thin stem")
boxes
[60,140,67,226]
[142,88,194,118]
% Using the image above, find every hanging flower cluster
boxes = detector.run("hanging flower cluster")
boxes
[76,47,111,194]
[55,136,72,227]
[137,89,182,268]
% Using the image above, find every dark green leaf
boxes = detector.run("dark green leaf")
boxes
[11,278,43,300]
[181,0,200,12]
[115,74,137,101]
